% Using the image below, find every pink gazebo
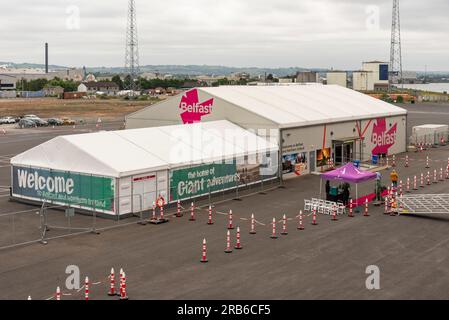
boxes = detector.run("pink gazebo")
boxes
[320,163,378,207]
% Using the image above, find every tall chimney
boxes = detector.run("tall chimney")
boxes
[45,43,49,74]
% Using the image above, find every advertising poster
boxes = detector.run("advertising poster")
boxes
[316,148,331,167]
[169,163,238,201]
[12,166,115,211]
[282,152,308,177]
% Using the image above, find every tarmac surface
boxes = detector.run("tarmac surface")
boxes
[1,103,449,300]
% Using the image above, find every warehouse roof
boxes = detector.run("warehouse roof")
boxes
[200,84,407,128]
[11,120,278,178]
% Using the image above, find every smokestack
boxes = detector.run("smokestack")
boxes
[45,43,48,74]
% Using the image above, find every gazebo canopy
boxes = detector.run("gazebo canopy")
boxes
[320,163,377,184]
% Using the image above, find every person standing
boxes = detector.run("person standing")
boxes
[390,169,399,188]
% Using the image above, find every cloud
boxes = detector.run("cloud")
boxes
[0,0,448,70]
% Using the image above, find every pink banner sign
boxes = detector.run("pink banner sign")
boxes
[178,89,214,124]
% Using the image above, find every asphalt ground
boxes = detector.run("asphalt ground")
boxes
[1,103,449,300]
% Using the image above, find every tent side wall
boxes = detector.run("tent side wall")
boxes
[281,115,407,176]
[10,165,117,215]
[167,151,280,203]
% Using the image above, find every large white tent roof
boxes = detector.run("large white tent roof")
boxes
[11,120,278,178]
[200,84,407,128]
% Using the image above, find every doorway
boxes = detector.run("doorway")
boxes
[333,141,354,165]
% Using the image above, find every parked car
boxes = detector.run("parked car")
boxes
[47,118,64,126]
[23,115,48,126]
[61,117,76,125]
[17,119,37,128]
[24,117,48,127]
[0,116,16,124]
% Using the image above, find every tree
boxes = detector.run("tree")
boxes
[112,75,124,90]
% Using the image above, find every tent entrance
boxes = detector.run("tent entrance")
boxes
[333,139,355,165]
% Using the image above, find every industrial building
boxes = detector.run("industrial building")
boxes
[11,121,278,216]
[126,84,408,178]
[0,74,17,90]
[353,61,389,92]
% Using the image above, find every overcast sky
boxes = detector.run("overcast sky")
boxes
[0,0,448,71]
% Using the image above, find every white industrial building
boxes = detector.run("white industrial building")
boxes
[11,121,278,216]
[353,61,390,92]
[126,84,408,178]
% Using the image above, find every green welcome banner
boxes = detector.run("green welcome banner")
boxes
[12,166,115,211]
[169,163,238,201]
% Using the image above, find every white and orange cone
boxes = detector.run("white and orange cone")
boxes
[312,209,318,225]
[270,218,278,239]
[332,206,338,221]
[250,214,256,234]
[84,277,89,301]
[225,230,233,253]
[406,177,411,193]
[281,214,288,235]
[120,272,129,300]
[298,211,305,230]
[228,210,234,230]
[176,200,182,218]
[108,268,115,296]
[56,286,61,301]
[405,155,409,167]
[207,205,214,225]
[413,175,418,190]
[200,239,208,263]
[235,227,243,249]
[364,198,370,217]
[348,199,354,218]
[189,202,196,221]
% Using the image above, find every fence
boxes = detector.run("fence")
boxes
[409,130,449,147]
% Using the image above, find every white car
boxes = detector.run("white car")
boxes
[0,116,16,124]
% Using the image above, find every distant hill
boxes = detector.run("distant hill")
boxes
[2,61,448,78]
[0,62,325,77]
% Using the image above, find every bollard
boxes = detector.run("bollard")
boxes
[200,239,208,263]
[228,210,234,230]
[270,218,278,239]
[406,177,411,193]
[413,175,418,190]
[225,230,233,253]
[405,155,409,167]
[426,156,430,168]
[250,214,256,234]
[189,202,196,221]
[440,168,444,181]
[399,180,403,195]
[433,169,438,184]
[281,214,288,235]
[207,205,214,225]
[446,168,449,180]
[420,173,425,188]
[235,227,243,249]
[298,211,305,230]
[426,171,431,186]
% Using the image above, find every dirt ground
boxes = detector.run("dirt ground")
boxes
[0,97,159,119]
